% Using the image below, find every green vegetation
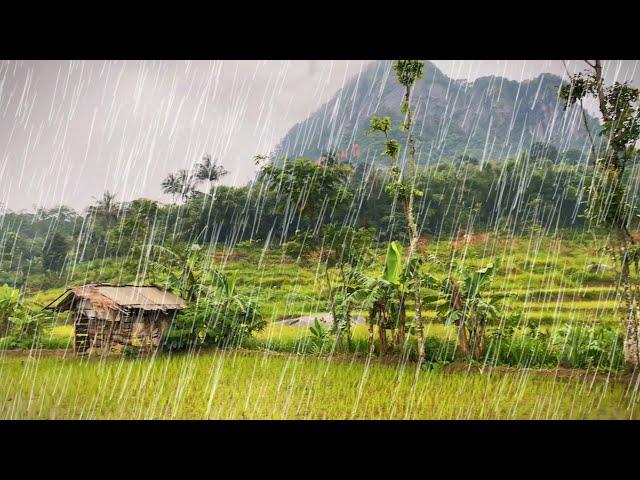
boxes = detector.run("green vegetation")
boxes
[0,351,635,420]
[560,60,640,368]
[1,59,639,419]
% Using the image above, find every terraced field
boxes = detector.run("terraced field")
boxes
[28,234,624,355]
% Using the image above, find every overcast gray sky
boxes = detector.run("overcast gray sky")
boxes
[1,60,638,212]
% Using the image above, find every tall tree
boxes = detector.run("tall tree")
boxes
[87,191,120,229]
[530,141,559,163]
[370,60,427,364]
[161,169,201,203]
[196,154,228,193]
[560,60,640,370]
[161,173,182,204]
[259,158,353,238]
[42,231,69,273]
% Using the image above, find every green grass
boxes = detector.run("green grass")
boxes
[20,233,625,329]
[0,350,636,419]
[2,233,635,419]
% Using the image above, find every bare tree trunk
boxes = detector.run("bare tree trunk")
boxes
[458,321,471,359]
[339,262,352,348]
[379,309,388,356]
[618,233,640,370]
[395,296,407,347]
[325,264,339,342]
[471,318,486,361]
[449,277,470,359]
[368,308,376,356]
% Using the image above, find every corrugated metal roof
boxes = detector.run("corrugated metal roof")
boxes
[94,286,187,310]
[45,284,187,312]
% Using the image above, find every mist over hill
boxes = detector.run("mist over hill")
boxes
[273,60,599,165]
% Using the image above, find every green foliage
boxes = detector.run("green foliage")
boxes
[163,270,265,351]
[485,323,624,371]
[196,154,228,184]
[560,64,640,231]
[393,60,425,90]
[0,284,21,335]
[382,240,402,285]
[319,223,376,269]
[282,230,316,262]
[260,158,353,228]
[530,141,559,162]
[308,318,332,354]
[369,116,392,136]
[0,285,55,349]
[6,312,55,349]
[425,260,512,360]
[42,232,69,273]
[142,241,209,301]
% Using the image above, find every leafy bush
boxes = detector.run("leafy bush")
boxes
[1,284,58,349]
[484,322,624,371]
[308,318,332,354]
[282,230,316,261]
[422,336,457,364]
[0,284,23,335]
[163,272,265,351]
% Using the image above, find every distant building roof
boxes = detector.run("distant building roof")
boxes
[45,284,187,313]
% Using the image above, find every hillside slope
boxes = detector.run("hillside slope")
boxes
[273,60,599,165]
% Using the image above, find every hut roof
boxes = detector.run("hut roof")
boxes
[45,284,188,313]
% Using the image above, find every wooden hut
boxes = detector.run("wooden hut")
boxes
[46,284,187,355]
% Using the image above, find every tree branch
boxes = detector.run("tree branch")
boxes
[562,60,598,161]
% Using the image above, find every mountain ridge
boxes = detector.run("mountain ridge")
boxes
[272,60,599,165]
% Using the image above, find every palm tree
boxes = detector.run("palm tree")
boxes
[196,155,227,194]
[161,173,181,204]
[161,169,201,203]
[87,191,120,229]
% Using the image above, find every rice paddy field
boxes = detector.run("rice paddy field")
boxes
[1,350,638,420]
[3,233,638,419]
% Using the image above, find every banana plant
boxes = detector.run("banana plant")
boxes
[424,260,512,361]
[346,241,409,355]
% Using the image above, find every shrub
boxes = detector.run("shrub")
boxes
[422,336,457,363]
[0,284,21,336]
[483,322,624,371]
[163,292,265,352]
[282,230,316,262]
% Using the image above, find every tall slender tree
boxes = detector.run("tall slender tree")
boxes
[370,60,426,364]
[196,154,228,193]
[560,60,640,370]
[87,191,120,229]
[161,169,200,203]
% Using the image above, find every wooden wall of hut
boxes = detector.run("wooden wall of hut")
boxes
[79,310,174,355]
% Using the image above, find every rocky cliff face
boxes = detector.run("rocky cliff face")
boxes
[274,61,598,165]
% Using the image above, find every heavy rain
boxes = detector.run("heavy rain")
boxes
[1,59,640,419]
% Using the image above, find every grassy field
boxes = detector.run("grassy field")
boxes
[0,349,637,420]
[20,233,623,327]
[23,234,624,354]
[1,234,637,419]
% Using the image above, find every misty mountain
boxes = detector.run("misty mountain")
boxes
[273,60,599,165]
